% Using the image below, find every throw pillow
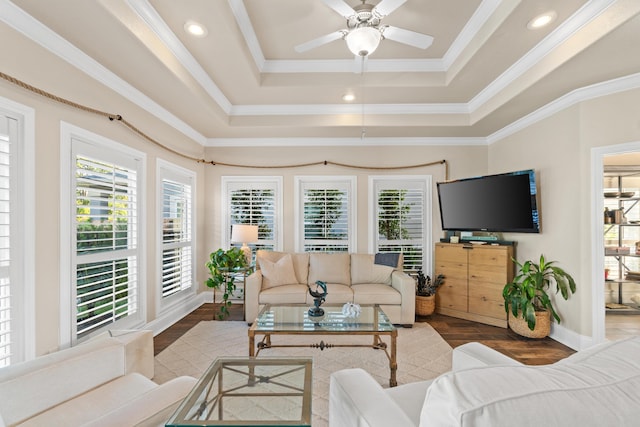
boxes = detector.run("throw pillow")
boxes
[259,254,299,289]
[351,254,394,285]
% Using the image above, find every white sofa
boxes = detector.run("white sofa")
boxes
[245,251,416,326]
[330,336,640,426]
[0,330,197,427]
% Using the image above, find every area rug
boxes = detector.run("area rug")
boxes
[155,321,452,426]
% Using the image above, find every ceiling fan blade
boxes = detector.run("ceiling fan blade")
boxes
[382,26,434,49]
[322,0,356,18]
[373,0,407,17]
[294,30,345,53]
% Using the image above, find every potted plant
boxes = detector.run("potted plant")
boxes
[205,247,249,319]
[415,270,445,316]
[502,254,576,338]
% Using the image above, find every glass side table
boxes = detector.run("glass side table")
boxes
[165,357,312,426]
[215,266,253,320]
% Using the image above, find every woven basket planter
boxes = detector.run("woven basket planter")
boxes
[415,295,436,316]
[508,310,551,338]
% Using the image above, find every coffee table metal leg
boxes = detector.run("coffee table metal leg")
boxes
[390,330,398,387]
[249,329,255,357]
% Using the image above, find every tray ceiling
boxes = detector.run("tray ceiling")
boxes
[3,0,640,145]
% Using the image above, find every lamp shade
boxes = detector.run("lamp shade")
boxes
[231,224,258,243]
[345,27,381,57]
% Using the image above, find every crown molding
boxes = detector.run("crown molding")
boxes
[227,0,265,70]
[469,0,617,112]
[128,0,232,114]
[487,72,640,144]
[206,136,488,147]
[261,58,446,74]
[441,0,505,70]
[230,103,469,116]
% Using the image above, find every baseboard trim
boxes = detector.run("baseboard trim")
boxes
[550,323,595,351]
[145,292,213,336]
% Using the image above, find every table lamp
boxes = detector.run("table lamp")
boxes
[231,224,258,265]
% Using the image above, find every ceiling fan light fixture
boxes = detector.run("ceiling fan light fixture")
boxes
[346,27,381,56]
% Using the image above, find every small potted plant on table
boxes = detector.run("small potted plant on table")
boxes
[415,270,445,316]
[502,254,576,338]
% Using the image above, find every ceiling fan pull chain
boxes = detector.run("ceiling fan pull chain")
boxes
[361,55,366,139]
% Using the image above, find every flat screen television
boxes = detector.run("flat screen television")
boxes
[437,169,540,233]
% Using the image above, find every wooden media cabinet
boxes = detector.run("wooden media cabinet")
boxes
[434,242,514,328]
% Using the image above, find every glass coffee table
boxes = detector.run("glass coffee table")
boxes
[249,304,398,387]
[165,357,312,426]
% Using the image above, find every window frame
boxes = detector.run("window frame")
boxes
[368,175,432,274]
[157,159,196,313]
[294,176,357,253]
[221,176,283,252]
[60,122,146,347]
[0,97,35,366]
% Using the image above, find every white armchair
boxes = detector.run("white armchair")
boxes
[0,330,197,427]
[330,337,640,427]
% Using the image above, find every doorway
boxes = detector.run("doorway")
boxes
[592,143,640,343]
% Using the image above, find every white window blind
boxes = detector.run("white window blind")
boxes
[0,100,34,367]
[75,154,139,338]
[0,118,12,367]
[371,177,431,273]
[222,177,283,253]
[296,177,355,252]
[161,176,193,299]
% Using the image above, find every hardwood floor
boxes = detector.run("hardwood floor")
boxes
[154,303,576,364]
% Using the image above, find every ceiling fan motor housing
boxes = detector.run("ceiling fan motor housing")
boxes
[347,3,381,29]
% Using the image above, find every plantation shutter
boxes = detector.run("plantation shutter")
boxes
[75,154,138,338]
[161,178,193,298]
[0,117,13,367]
[297,178,355,253]
[374,178,429,273]
[229,185,276,251]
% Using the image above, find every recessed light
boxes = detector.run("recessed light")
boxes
[342,93,356,102]
[527,11,557,29]
[184,20,208,37]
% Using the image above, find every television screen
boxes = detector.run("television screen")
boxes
[437,169,540,233]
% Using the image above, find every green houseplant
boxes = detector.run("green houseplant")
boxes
[502,254,576,338]
[415,270,445,316]
[205,247,249,319]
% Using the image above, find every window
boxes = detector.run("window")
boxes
[0,99,34,367]
[295,176,356,252]
[369,176,432,274]
[222,177,283,254]
[61,123,145,344]
[158,160,195,307]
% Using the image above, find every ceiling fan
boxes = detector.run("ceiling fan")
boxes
[294,0,434,57]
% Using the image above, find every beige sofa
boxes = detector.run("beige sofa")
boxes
[0,330,196,427]
[330,336,640,426]
[245,251,416,326]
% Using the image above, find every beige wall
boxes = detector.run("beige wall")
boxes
[488,88,640,337]
[2,25,206,355]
